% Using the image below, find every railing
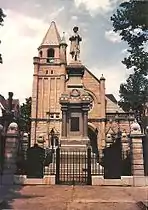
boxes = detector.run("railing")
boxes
[91,153,104,175]
[55,147,92,185]
[44,149,56,175]
[44,147,104,178]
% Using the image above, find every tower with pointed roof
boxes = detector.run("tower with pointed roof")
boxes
[31,21,67,146]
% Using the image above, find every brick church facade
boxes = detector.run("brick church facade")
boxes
[31,21,130,151]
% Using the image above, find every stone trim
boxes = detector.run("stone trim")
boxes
[5,133,20,138]
[13,175,55,185]
[31,117,130,123]
[39,63,61,66]
[89,118,132,122]
[2,175,148,186]
[130,134,145,138]
[88,118,106,122]
[31,118,62,122]
[92,176,148,186]
[36,74,65,78]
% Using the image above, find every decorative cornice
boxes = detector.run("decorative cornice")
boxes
[88,118,106,122]
[31,117,131,123]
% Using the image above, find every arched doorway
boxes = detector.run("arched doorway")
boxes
[88,124,99,158]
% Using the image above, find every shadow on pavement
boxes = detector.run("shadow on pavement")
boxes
[0,184,44,209]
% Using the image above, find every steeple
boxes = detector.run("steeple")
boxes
[60,32,67,46]
[59,32,68,64]
[40,21,61,46]
[37,21,64,64]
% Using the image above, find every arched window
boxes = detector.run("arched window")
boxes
[47,48,54,63]
[39,50,42,57]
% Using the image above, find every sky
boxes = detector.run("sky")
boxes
[0,0,129,104]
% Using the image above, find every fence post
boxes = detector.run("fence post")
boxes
[87,146,92,185]
[130,121,145,186]
[55,147,60,184]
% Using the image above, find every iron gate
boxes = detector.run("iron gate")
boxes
[55,147,91,185]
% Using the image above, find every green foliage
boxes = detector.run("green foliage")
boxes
[122,47,148,75]
[119,72,148,115]
[0,8,6,26]
[111,1,148,47]
[19,97,32,132]
[111,0,148,75]
[111,0,148,115]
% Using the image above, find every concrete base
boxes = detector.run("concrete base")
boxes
[13,175,55,185]
[92,176,104,186]
[121,176,134,186]
[2,174,148,186]
[133,176,146,187]
[92,176,147,186]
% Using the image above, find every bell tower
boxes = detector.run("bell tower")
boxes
[31,21,67,147]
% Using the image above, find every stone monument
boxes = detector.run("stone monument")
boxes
[60,27,91,149]
[69,26,82,62]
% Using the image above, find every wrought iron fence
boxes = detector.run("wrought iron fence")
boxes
[53,147,92,185]
[91,153,104,175]
[44,151,56,175]
[44,147,104,181]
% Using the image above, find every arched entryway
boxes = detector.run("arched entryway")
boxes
[88,123,99,158]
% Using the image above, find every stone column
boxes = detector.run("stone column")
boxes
[130,121,146,186]
[31,57,40,146]
[2,122,19,185]
[83,111,88,137]
[62,110,67,137]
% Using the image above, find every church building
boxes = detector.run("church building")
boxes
[30,21,130,152]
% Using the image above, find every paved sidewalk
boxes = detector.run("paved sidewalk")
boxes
[0,185,148,209]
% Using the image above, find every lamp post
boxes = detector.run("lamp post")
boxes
[50,128,55,152]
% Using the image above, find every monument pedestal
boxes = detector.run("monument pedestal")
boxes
[60,61,91,151]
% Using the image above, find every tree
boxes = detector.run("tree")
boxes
[111,0,148,116]
[19,97,32,133]
[0,8,6,63]
[111,1,148,47]
[119,72,148,115]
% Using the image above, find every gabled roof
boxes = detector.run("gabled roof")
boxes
[105,95,124,113]
[106,94,117,104]
[84,67,100,84]
[40,21,61,46]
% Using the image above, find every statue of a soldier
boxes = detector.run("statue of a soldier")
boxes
[69,26,82,61]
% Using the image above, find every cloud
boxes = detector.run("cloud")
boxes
[0,10,50,103]
[48,6,65,20]
[87,61,128,101]
[71,16,78,20]
[74,0,117,16]
[0,0,129,104]
[105,30,121,43]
